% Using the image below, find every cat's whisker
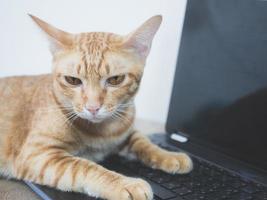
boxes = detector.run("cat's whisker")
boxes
[37,109,66,114]
[112,114,129,127]
[58,112,78,128]
[37,106,74,115]
[107,105,134,118]
[116,107,134,112]
[108,101,134,111]
[37,107,68,112]
[69,115,78,126]
[115,109,134,116]
[116,111,131,122]
[37,106,73,112]
[117,103,134,108]
[66,114,80,133]
[119,102,134,106]
[51,110,77,127]
[66,114,78,127]
[38,104,73,109]
[112,111,131,126]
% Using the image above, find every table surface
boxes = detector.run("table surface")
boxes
[0,119,165,200]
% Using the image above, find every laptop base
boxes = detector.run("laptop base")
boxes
[25,133,267,200]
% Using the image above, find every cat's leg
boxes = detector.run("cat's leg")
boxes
[12,141,153,200]
[125,131,193,174]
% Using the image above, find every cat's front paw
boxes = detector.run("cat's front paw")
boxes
[152,152,193,174]
[117,177,153,200]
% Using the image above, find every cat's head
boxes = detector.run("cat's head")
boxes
[30,15,162,123]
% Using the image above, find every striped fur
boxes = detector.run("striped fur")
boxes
[0,15,192,200]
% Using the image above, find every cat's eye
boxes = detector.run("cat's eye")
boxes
[106,75,126,86]
[64,76,82,86]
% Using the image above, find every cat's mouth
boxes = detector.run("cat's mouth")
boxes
[87,117,105,123]
[78,114,105,123]
[77,107,110,123]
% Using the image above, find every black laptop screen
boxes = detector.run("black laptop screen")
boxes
[166,0,267,171]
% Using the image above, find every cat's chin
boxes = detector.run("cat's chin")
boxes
[77,115,107,124]
[87,118,105,123]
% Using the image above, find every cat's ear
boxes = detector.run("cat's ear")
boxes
[123,15,162,61]
[29,14,74,54]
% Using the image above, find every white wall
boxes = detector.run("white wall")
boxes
[0,0,187,124]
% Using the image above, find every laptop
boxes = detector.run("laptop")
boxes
[25,0,267,199]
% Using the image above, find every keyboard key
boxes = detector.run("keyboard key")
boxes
[255,183,266,189]
[137,167,151,175]
[184,193,206,200]
[254,191,267,200]
[209,169,222,177]
[173,187,192,196]
[152,176,172,184]
[221,186,239,195]
[228,180,247,188]
[168,196,185,200]
[242,185,262,194]
[148,171,172,184]
[221,174,235,182]
[183,181,200,189]
[210,181,224,189]
[153,196,162,200]
[206,191,230,200]
[162,181,182,190]
[231,192,254,200]
[198,187,214,195]
[145,171,157,179]
[147,180,177,199]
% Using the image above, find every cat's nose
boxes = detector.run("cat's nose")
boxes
[87,106,101,115]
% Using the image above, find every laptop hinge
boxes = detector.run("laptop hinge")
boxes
[170,132,189,143]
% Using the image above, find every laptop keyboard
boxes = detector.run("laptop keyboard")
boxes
[102,144,267,200]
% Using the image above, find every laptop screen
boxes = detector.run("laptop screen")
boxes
[166,0,267,172]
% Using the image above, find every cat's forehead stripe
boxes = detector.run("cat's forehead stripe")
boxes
[75,32,114,76]
[76,64,81,75]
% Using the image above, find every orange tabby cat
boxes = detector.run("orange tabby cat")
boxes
[0,15,193,200]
